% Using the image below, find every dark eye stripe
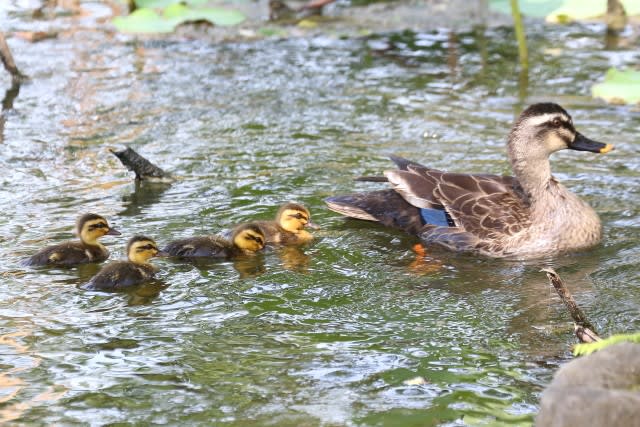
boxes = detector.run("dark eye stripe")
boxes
[137,244,156,251]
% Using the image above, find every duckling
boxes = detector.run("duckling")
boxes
[163,222,266,258]
[83,235,166,291]
[24,213,121,266]
[254,202,316,245]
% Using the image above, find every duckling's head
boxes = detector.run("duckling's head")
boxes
[508,103,613,164]
[126,235,166,264]
[77,213,121,245]
[276,203,315,233]
[232,223,266,253]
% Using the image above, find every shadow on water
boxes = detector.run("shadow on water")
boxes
[118,180,172,217]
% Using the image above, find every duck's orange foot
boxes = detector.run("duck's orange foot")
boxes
[409,243,442,275]
[412,243,427,257]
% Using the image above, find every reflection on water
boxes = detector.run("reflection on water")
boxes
[0,6,638,426]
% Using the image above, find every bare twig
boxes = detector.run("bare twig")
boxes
[541,268,601,343]
[0,33,26,81]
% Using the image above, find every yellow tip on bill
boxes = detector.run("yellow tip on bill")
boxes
[600,144,614,154]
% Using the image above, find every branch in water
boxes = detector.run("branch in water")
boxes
[110,147,171,181]
[541,268,601,343]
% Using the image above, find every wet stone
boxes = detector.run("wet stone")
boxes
[536,343,640,427]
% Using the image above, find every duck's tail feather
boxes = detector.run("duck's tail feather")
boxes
[354,175,388,182]
[325,189,425,234]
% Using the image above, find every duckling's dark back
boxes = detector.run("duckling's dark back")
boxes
[163,235,237,258]
[24,241,109,267]
[83,261,156,291]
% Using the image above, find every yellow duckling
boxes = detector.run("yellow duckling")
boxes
[83,235,166,291]
[254,202,316,245]
[163,222,266,258]
[24,213,121,266]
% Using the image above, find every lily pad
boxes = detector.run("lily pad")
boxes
[490,0,561,18]
[113,3,246,33]
[164,3,246,26]
[135,0,207,8]
[490,0,640,20]
[113,8,176,33]
[592,68,640,105]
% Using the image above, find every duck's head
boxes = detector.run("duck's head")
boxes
[232,223,266,253]
[77,213,121,245]
[276,203,316,233]
[508,103,613,163]
[126,235,167,264]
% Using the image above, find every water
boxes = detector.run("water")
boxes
[1,4,639,425]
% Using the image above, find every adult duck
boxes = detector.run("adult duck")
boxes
[325,103,613,259]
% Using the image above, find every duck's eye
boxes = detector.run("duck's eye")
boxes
[552,118,562,127]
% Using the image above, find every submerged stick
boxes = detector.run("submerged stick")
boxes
[542,268,601,343]
[0,33,26,81]
[110,147,171,181]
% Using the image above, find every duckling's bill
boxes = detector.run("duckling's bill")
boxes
[569,132,613,153]
[106,227,122,236]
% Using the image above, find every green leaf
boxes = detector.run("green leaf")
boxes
[490,0,565,18]
[489,0,640,19]
[592,68,640,105]
[113,8,177,33]
[573,333,640,356]
[163,4,245,26]
[135,0,208,8]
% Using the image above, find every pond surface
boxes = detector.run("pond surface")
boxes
[1,3,639,426]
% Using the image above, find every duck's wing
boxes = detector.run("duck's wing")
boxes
[387,167,531,242]
[83,262,154,291]
[163,235,230,258]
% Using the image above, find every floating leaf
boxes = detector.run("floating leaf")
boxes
[490,0,564,18]
[573,332,640,356]
[163,3,245,26]
[113,8,176,33]
[592,68,640,105]
[490,0,640,20]
[135,0,208,8]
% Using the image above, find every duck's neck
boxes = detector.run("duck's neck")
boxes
[82,236,105,250]
[508,134,554,205]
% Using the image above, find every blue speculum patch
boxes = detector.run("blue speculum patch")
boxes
[419,207,452,227]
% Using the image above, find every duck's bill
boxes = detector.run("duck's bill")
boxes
[569,132,614,153]
[154,250,170,258]
[106,228,122,236]
[305,220,319,230]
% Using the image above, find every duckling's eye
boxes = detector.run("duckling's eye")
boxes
[551,118,562,127]
[138,244,155,251]
[291,213,306,220]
